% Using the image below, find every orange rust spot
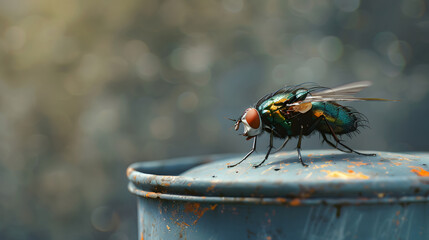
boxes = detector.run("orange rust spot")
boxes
[396,220,400,226]
[290,198,301,206]
[308,154,313,157]
[166,225,170,230]
[145,192,159,198]
[409,166,429,177]
[206,184,216,192]
[350,161,369,167]
[377,162,384,165]
[174,221,190,228]
[184,203,218,225]
[266,236,272,240]
[319,164,331,168]
[141,231,144,240]
[184,202,200,213]
[347,165,355,168]
[321,170,370,180]
[127,168,134,177]
[161,182,170,187]
[393,162,403,166]
[187,183,192,187]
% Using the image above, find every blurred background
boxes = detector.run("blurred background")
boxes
[1,0,428,239]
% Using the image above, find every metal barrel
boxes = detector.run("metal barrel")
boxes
[127,150,429,240]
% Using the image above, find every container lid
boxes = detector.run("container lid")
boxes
[127,150,429,205]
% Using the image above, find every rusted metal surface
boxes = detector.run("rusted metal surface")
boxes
[128,150,429,239]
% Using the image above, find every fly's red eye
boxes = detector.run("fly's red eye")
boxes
[245,108,260,129]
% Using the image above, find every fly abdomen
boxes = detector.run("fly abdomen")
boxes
[311,102,360,135]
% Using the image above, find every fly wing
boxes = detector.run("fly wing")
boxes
[311,81,372,96]
[298,81,395,104]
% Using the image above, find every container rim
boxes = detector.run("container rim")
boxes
[127,152,429,205]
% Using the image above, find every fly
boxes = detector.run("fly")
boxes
[228,81,394,168]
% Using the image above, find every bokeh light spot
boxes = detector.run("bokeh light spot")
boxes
[136,53,160,80]
[373,32,398,55]
[222,0,244,13]
[178,91,199,113]
[150,116,175,140]
[91,206,120,232]
[3,26,26,51]
[334,0,360,12]
[401,0,425,18]
[318,36,344,62]
[387,40,412,67]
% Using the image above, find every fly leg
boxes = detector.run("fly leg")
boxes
[228,137,257,168]
[253,131,274,168]
[321,132,351,153]
[321,116,376,156]
[273,136,290,153]
[296,125,308,167]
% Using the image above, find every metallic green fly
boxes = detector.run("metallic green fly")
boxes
[229,81,393,168]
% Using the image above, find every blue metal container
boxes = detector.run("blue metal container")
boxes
[127,150,429,239]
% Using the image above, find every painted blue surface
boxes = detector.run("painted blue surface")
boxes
[128,150,429,239]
